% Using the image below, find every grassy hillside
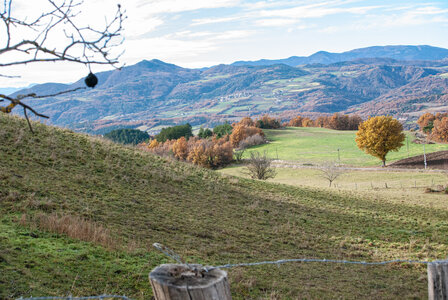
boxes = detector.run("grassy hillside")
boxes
[246,127,448,166]
[2,114,448,299]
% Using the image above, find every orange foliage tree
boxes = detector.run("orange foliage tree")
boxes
[431,117,448,143]
[289,116,303,127]
[314,116,327,128]
[255,114,281,129]
[302,118,314,127]
[230,124,264,147]
[172,136,188,160]
[417,113,436,133]
[355,116,405,166]
[288,114,361,130]
[147,139,159,149]
[187,137,233,169]
[238,117,255,127]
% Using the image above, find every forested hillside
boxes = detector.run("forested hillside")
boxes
[11,45,448,134]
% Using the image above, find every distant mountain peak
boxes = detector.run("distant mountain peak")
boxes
[231,45,448,67]
[134,59,182,71]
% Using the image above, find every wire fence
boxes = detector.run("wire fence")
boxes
[153,243,442,273]
[16,296,132,300]
[16,243,448,300]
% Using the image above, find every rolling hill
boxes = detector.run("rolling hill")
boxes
[232,45,448,67]
[10,45,448,134]
[2,113,448,298]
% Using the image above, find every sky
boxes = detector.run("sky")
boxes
[1,0,448,87]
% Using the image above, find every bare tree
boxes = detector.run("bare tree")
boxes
[0,0,126,131]
[319,162,345,187]
[243,151,276,180]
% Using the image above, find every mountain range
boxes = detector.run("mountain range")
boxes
[9,45,448,134]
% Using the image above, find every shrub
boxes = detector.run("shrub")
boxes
[230,124,264,147]
[233,148,245,163]
[243,151,276,180]
[149,139,175,157]
[172,136,188,160]
[238,134,266,149]
[187,137,233,169]
[147,139,160,149]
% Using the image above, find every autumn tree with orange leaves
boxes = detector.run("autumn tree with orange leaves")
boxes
[355,116,405,167]
[230,124,264,147]
[431,117,448,143]
[417,113,436,133]
[172,136,188,160]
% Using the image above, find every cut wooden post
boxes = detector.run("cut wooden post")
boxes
[428,261,448,300]
[150,264,232,300]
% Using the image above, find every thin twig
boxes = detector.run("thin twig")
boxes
[23,106,34,133]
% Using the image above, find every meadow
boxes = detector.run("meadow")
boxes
[2,114,448,299]
[244,127,448,166]
[219,166,448,210]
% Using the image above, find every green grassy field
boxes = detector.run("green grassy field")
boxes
[244,127,448,166]
[219,166,448,211]
[2,114,448,299]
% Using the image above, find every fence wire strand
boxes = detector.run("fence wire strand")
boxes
[17,296,131,300]
[15,243,448,299]
[153,243,445,273]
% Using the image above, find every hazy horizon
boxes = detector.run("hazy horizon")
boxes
[1,0,447,87]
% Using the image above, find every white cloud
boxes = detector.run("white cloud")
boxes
[257,2,380,19]
[125,17,165,39]
[122,30,253,66]
[138,0,241,14]
[254,18,298,27]
[356,5,448,30]
[192,16,242,26]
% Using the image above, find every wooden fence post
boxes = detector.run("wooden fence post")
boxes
[150,264,232,300]
[428,261,448,300]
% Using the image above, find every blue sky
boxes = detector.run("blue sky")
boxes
[2,0,448,87]
[123,0,448,68]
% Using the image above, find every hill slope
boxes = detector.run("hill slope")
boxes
[232,45,448,67]
[2,114,448,298]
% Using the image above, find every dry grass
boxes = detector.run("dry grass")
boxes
[20,213,115,249]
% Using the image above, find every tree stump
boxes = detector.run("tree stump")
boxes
[149,264,232,300]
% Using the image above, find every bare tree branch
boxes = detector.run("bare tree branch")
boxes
[0,0,126,132]
[0,0,126,70]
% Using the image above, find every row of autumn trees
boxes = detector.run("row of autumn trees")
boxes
[139,113,364,169]
[417,112,448,143]
[288,113,362,130]
[140,117,265,169]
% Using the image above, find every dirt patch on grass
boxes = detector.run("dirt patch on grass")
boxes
[389,150,448,170]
